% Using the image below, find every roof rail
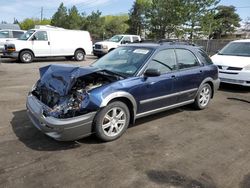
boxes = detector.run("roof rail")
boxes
[158,39,197,46]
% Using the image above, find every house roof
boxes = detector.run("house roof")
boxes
[0,24,20,30]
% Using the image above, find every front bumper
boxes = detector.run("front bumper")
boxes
[93,49,108,56]
[26,94,97,141]
[1,51,19,59]
[219,70,250,86]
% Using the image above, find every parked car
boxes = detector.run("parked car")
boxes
[211,39,250,86]
[1,25,93,63]
[26,42,220,141]
[93,34,141,57]
[0,29,26,53]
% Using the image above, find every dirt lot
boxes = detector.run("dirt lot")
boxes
[0,56,250,188]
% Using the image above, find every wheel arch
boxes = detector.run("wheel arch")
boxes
[100,91,137,124]
[75,48,86,55]
[197,77,215,99]
[19,49,35,58]
[108,48,115,52]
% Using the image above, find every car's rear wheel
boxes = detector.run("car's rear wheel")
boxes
[94,101,130,141]
[19,50,33,63]
[194,83,212,110]
[74,49,85,61]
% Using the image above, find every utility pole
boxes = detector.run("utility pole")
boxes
[40,7,43,22]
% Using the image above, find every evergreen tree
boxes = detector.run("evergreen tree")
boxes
[51,3,68,28]
[127,0,150,35]
[66,6,82,29]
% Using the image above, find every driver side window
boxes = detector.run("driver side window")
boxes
[147,49,177,74]
[33,31,48,41]
[121,36,131,44]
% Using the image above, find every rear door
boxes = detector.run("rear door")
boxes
[31,31,51,57]
[174,48,205,103]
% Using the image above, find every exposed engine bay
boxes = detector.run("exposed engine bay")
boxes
[32,72,120,118]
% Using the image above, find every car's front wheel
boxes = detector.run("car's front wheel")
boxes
[194,83,212,110]
[94,101,130,141]
[19,50,33,63]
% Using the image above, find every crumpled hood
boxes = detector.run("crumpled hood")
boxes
[38,64,100,96]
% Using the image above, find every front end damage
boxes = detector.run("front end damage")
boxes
[26,64,121,141]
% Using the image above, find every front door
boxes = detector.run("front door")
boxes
[137,49,179,114]
[31,31,50,57]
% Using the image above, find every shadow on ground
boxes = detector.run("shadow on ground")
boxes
[219,83,250,93]
[11,110,82,151]
[11,105,186,150]
[0,57,69,64]
[146,170,217,188]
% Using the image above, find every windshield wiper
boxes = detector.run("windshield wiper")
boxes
[102,69,127,78]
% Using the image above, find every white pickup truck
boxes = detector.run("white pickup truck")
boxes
[2,25,93,63]
[93,34,141,57]
[0,30,26,53]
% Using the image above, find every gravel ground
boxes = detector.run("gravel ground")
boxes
[0,56,250,188]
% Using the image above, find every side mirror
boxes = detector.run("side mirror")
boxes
[144,68,161,77]
[31,35,37,41]
[121,40,126,44]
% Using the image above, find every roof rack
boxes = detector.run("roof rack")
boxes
[158,39,197,46]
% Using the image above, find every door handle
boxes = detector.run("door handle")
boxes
[48,41,50,45]
[199,70,203,73]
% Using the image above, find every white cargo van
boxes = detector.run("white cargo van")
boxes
[2,25,93,63]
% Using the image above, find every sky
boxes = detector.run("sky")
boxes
[0,0,249,24]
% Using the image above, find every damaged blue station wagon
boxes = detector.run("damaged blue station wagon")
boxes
[26,43,220,141]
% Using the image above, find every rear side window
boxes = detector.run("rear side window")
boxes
[13,31,24,38]
[33,31,48,41]
[198,49,213,65]
[175,49,200,69]
[122,36,131,43]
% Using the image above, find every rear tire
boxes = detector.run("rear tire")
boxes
[194,83,212,110]
[19,50,33,63]
[94,101,130,142]
[74,49,85,61]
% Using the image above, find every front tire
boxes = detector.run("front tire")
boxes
[19,50,33,63]
[94,101,130,142]
[74,49,85,61]
[194,83,212,110]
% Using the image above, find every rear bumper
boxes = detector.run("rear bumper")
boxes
[26,94,96,141]
[213,78,220,91]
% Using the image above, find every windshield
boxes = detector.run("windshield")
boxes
[107,35,123,42]
[19,30,35,40]
[219,42,250,57]
[92,46,153,77]
[0,31,9,38]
